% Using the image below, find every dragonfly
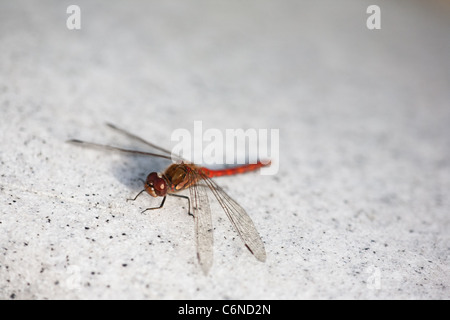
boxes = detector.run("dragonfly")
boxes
[68,123,269,274]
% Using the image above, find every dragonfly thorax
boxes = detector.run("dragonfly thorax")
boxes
[145,172,168,197]
[164,163,199,192]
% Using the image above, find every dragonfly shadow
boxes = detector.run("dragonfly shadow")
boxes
[109,152,170,193]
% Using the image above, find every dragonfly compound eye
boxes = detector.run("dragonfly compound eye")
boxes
[146,172,168,197]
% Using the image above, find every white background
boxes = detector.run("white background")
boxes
[0,0,449,299]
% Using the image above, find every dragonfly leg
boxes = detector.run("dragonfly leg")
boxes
[141,196,167,214]
[168,194,193,218]
[127,189,146,202]
[127,179,147,201]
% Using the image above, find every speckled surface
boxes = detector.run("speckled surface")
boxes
[1,0,449,299]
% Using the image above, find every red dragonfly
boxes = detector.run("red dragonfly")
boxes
[68,123,269,274]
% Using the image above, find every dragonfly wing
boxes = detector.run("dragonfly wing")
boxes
[200,173,266,262]
[188,174,214,275]
[105,123,187,162]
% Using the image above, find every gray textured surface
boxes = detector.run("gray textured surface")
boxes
[1,0,449,299]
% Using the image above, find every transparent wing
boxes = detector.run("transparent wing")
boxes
[188,172,214,275]
[105,123,186,162]
[198,171,266,262]
[68,123,187,161]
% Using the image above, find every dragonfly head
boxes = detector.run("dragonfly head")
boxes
[145,172,168,197]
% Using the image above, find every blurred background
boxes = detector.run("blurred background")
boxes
[0,0,449,299]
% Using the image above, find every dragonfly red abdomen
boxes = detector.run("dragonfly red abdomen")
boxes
[200,160,271,178]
